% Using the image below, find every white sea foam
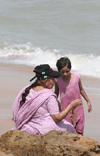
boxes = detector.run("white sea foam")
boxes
[0,43,100,78]
[0,0,100,79]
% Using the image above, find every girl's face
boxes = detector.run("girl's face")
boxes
[60,65,71,79]
[46,78,55,89]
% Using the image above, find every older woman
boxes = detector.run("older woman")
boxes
[12,64,82,135]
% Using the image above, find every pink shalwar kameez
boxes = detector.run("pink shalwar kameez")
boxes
[56,73,85,134]
[12,86,77,135]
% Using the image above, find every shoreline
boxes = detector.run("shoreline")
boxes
[0,62,100,143]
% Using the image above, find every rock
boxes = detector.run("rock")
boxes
[0,151,13,156]
[0,130,100,156]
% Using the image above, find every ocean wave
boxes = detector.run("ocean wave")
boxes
[0,43,100,78]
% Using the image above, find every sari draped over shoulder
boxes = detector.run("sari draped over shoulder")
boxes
[12,85,77,135]
[12,86,56,130]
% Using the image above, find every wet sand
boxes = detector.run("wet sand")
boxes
[0,62,100,143]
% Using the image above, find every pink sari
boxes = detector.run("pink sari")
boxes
[12,86,56,130]
[12,86,77,134]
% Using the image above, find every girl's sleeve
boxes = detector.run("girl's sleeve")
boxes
[47,96,60,115]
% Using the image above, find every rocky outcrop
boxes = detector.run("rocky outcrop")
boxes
[0,130,100,156]
[0,151,13,156]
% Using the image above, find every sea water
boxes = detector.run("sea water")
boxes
[0,0,100,78]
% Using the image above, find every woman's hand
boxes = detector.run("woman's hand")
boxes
[70,99,83,108]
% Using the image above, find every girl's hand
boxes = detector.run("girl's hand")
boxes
[87,102,92,112]
[70,99,83,108]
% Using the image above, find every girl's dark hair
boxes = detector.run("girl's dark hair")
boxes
[20,79,47,107]
[56,57,71,71]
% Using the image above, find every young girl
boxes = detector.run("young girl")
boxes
[55,57,92,135]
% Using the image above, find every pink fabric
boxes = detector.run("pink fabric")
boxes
[56,73,85,133]
[12,86,77,135]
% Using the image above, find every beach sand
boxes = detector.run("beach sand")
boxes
[0,63,100,143]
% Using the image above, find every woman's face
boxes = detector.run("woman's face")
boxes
[46,78,55,89]
[60,65,71,79]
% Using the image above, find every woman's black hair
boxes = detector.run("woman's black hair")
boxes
[20,80,37,107]
[56,57,71,71]
[20,63,61,107]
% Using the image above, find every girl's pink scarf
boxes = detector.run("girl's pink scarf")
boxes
[12,86,56,130]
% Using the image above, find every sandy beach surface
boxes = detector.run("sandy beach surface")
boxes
[0,62,100,143]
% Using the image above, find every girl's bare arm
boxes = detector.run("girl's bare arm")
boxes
[79,78,92,112]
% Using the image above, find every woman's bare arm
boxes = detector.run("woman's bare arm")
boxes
[51,99,82,123]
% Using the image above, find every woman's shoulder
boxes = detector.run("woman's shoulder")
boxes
[44,88,56,96]
[32,88,57,98]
